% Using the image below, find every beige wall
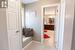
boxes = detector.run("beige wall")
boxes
[24,0,59,42]
[0,8,9,50]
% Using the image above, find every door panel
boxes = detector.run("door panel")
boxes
[8,0,19,12]
[7,12,18,30]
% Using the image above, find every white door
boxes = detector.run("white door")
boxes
[7,0,22,50]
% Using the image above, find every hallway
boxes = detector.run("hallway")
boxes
[24,41,56,50]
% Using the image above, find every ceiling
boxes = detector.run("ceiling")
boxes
[22,0,38,4]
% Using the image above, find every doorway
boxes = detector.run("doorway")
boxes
[21,0,65,50]
[41,4,60,50]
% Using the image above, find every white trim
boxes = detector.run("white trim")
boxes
[40,4,46,43]
[41,4,59,8]
[41,3,60,50]
[32,40,41,44]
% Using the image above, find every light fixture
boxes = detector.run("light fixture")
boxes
[1,0,8,8]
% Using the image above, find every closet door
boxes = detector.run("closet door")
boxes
[7,0,22,50]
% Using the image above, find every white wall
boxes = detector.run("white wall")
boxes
[62,0,74,50]
[25,10,41,41]
[54,0,75,50]
[71,8,75,50]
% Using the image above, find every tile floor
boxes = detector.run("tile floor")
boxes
[44,30,56,48]
[24,30,56,50]
[24,41,56,50]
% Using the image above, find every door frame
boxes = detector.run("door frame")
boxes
[41,1,66,50]
[41,3,60,49]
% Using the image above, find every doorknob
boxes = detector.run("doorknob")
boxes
[16,30,20,33]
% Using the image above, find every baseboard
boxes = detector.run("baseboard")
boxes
[32,40,41,44]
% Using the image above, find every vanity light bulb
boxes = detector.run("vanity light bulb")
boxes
[1,1,4,7]
[4,1,7,7]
